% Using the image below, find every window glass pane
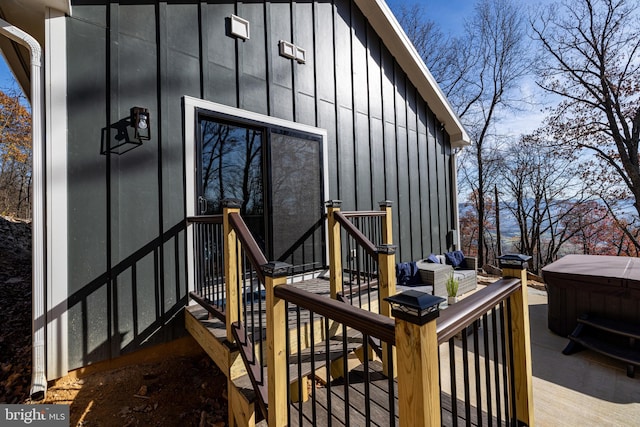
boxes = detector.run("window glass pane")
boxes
[200,119,263,216]
[269,130,323,269]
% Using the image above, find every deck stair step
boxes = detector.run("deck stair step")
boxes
[231,318,373,421]
[563,314,640,378]
[575,315,640,340]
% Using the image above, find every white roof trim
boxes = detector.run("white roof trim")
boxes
[355,0,471,147]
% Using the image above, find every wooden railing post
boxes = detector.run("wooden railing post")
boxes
[388,291,443,427]
[326,200,343,299]
[223,199,242,342]
[379,200,393,245]
[377,244,397,317]
[264,261,291,427]
[378,244,397,377]
[501,256,535,427]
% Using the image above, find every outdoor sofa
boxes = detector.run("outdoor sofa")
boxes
[416,253,478,297]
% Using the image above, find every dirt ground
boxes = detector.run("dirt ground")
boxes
[42,354,228,427]
[0,216,229,426]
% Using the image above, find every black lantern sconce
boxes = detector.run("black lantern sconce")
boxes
[385,290,445,325]
[131,107,150,141]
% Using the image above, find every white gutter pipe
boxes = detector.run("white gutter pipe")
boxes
[0,19,47,399]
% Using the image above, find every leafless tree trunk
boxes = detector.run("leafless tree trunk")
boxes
[532,0,640,250]
[498,136,605,273]
[397,0,530,266]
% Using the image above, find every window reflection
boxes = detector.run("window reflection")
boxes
[198,117,324,270]
[200,120,263,216]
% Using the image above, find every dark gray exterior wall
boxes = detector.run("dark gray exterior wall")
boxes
[65,0,455,370]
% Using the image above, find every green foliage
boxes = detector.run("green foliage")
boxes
[446,273,459,297]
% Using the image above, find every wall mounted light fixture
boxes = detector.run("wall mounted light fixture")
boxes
[279,40,296,59]
[131,107,150,141]
[230,14,250,40]
[295,46,306,64]
[279,40,306,64]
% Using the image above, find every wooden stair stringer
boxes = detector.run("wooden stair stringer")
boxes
[186,306,264,427]
[185,305,247,380]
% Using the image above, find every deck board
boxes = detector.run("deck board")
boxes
[288,359,504,426]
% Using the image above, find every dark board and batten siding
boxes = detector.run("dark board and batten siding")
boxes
[66,0,455,370]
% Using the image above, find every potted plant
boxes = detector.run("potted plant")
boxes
[446,273,459,304]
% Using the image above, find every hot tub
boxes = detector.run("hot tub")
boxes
[541,254,640,336]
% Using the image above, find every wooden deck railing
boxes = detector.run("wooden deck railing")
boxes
[187,199,534,427]
[326,200,396,316]
[436,278,525,426]
[186,215,225,320]
[271,273,532,426]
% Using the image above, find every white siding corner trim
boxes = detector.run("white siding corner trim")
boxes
[45,8,68,380]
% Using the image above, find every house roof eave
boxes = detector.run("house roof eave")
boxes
[355,0,471,147]
[0,0,71,98]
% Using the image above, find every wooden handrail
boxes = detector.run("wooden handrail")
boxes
[188,291,226,322]
[436,278,521,344]
[333,211,377,258]
[228,212,268,283]
[186,214,223,224]
[274,284,396,345]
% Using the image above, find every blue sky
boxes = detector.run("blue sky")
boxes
[0,54,17,89]
[386,0,475,34]
[385,0,553,137]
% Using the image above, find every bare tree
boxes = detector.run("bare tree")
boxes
[0,90,31,219]
[397,0,530,266]
[498,135,605,272]
[532,0,640,249]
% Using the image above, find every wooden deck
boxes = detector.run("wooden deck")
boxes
[288,360,503,426]
[188,277,515,426]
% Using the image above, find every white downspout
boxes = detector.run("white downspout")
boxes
[451,148,462,251]
[0,19,47,399]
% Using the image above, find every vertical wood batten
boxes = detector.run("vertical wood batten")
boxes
[417,98,431,254]
[427,109,440,252]
[407,85,421,260]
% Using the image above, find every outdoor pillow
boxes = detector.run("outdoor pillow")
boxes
[426,253,440,264]
[396,261,422,286]
[444,250,468,269]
